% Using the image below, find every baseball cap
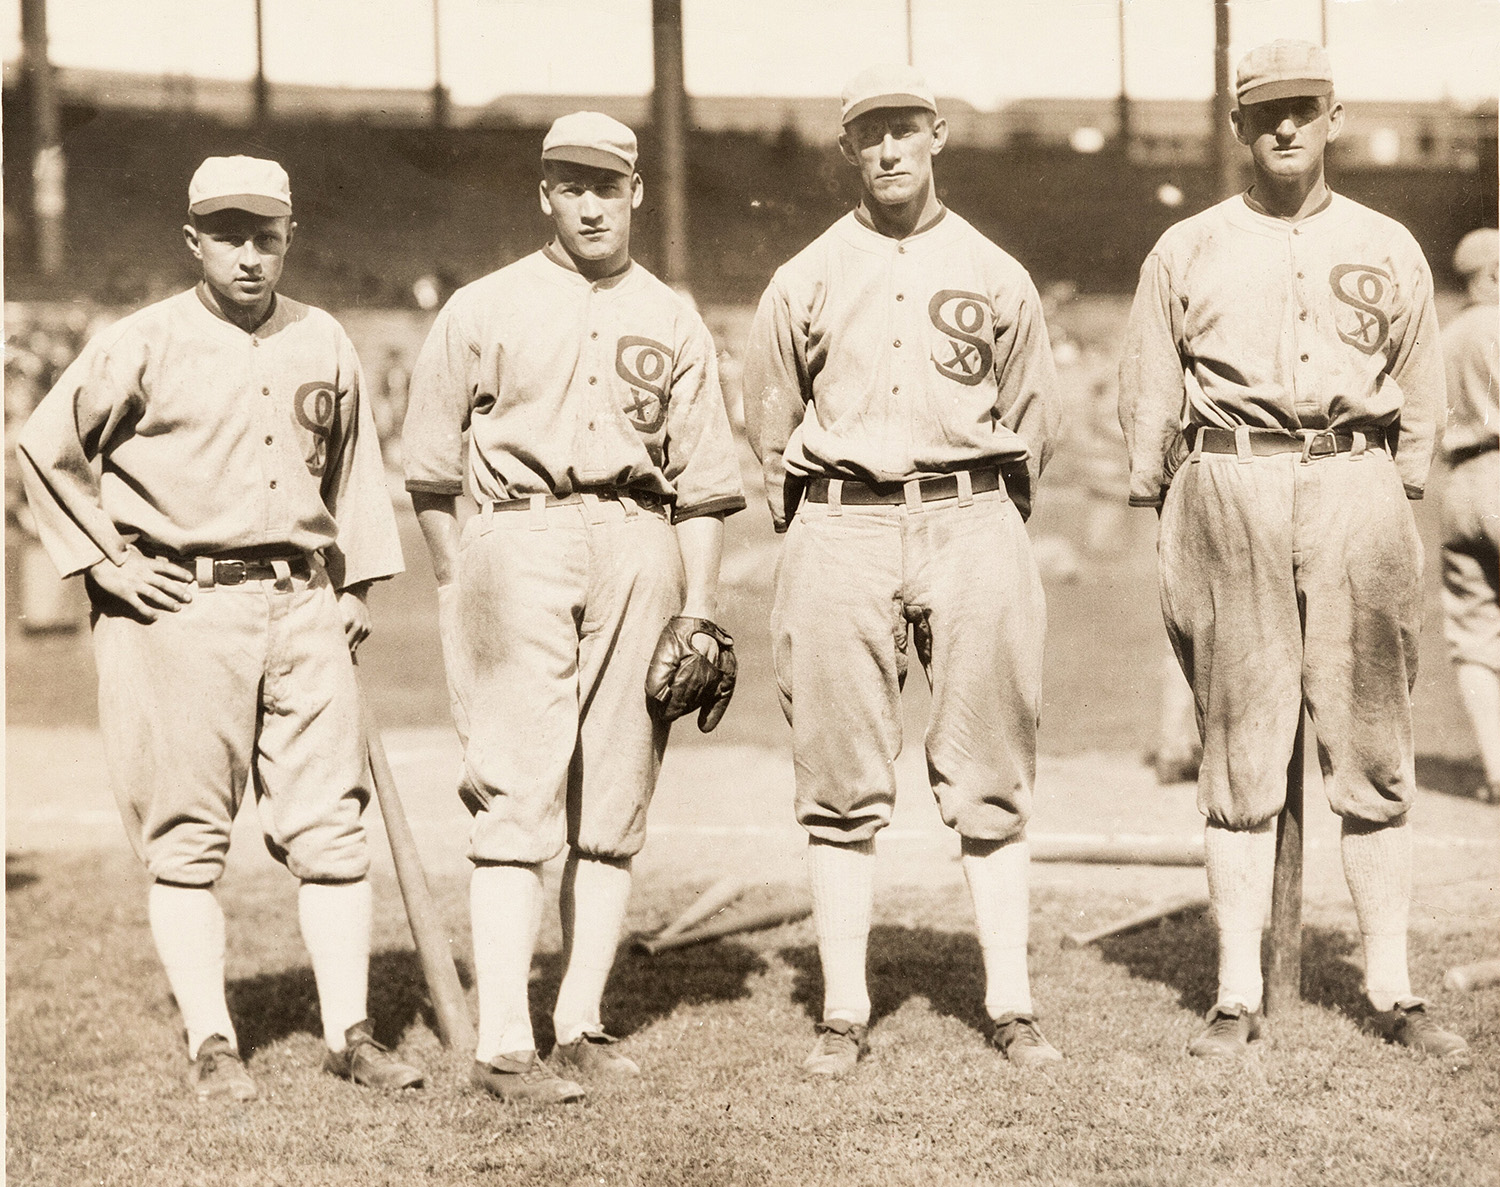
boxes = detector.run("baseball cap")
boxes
[542,111,638,175]
[1236,40,1334,106]
[1453,227,1499,277]
[840,63,937,126]
[188,155,292,217]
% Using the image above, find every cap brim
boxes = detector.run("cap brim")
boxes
[1237,78,1333,106]
[190,194,292,217]
[841,93,937,126]
[542,146,634,175]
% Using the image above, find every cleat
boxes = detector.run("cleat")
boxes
[1382,1000,1470,1065]
[472,1052,585,1105]
[188,1034,258,1103]
[1187,1003,1263,1059]
[323,1019,425,1090]
[552,1030,641,1081]
[990,1013,1064,1067]
[801,1018,869,1078]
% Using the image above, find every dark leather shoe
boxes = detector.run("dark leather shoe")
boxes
[189,1034,258,1102]
[1382,1000,1470,1065]
[553,1030,641,1080]
[1187,1003,1263,1059]
[472,1052,585,1104]
[323,1019,425,1090]
[802,1018,870,1077]
[990,1013,1064,1067]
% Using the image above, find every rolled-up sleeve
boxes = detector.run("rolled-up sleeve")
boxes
[742,278,810,532]
[16,338,140,577]
[403,300,475,498]
[1118,252,1189,508]
[991,276,1062,506]
[662,315,745,522]
[1386,252,1446,499]
[321,334,403,589]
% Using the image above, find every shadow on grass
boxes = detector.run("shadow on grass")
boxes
[1415,753,1489,801]
[779,926,990,1035]
[529,940,770,1051]
[230,948,460,1055]
[1093,907,1368,1019]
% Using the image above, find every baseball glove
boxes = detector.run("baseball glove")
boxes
[644,616,736,732]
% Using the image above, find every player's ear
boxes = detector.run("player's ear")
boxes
[1325,97,1344,144]
[539,178,554,219]
[285,219,297,249]
[630,173,644,211]
[930,115,949,156]
[837,130,859,167]
[183,222,203,262]
[1230,105,1249,146]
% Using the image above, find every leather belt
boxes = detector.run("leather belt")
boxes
[1196,427,1367,459]
[188,554,311,587]
[487,489,667,513]
[803,469,1003,506]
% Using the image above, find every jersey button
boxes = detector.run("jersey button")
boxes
[269,479,277,489]
[892,385,900,394]
[588,376,597,385]
[1300,353,1310,362]
[893,339,901,348]
[591,332,598,339]
[261,386,270,396]
[265,435,273,445]
[1299,312,1307,321]
[897,245,906,254]
[252,339,260,347]
[896,293,904,301]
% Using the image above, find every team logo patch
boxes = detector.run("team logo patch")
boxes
[292,380,336,475]
[1329,264,1392,356]
[928,290,993,386]
[615,335,671,433]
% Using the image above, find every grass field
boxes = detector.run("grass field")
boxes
[7,294,1499,1185]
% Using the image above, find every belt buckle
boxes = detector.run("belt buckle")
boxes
[1306,431,1338,460]
[213,559,248,586]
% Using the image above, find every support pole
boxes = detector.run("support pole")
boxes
[651,0,688,286]
[1115,0,1130,152]
[1210,0,1237,200]
[253,0,269,125]
[21,0,64,275]
[431,0,448,128]
[1266,712,1305,1015]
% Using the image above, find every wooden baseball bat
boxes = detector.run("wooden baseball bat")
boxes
[641,874,748,949]
[636,894,812,955]
[1444,959,1500,993]
[1266,712,1306,1017]
[357,671,475,1052]
[1030,834,1205,867]
[1062,892,1208,948]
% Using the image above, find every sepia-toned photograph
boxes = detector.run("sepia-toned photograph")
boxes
[5,1,1497,1183]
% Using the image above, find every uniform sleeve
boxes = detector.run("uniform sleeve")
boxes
[991,275,1063,510]
[402,299,476,498]
[320,329,403,589]
[1386,249,1447,499]
[1118,252,1189,508]
[662,314,745,522]
[14,333,142,577]
[741,277,811,532]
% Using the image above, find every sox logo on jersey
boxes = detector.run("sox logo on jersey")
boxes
[929,289,993,386]
[293,380,337,475]
[616,336,671,433]
[1329,264,1392,356]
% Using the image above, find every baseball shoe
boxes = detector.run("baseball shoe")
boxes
[1381,1000,1470,1065]
[1479,782,1500,806]
[323,1019,425,1090]
[990,1013,1064,1067]
[471,1052,585,1105]
[552,1030,641,1081]
[801,1018,869,1078]
[1187,1003,1263,1059]
[188,1034,258,1103]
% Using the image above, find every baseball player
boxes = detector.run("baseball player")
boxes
[402,112,744,1106]
[1440,227,1500,805]
[743,64,1064,1076]
[16,156,425,1100]
[1119,41,1469,1062]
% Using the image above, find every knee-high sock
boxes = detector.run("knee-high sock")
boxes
[1342,819,1412,1011]
[961,836,1034,1019]
[298,879,372,1052]
[148,882,237,1058]
[808,836,875,1025]
[1204,821,1277,1012]
[1456,663,1500,788]
[553,852,633,1046]
[471,862,544,1061]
